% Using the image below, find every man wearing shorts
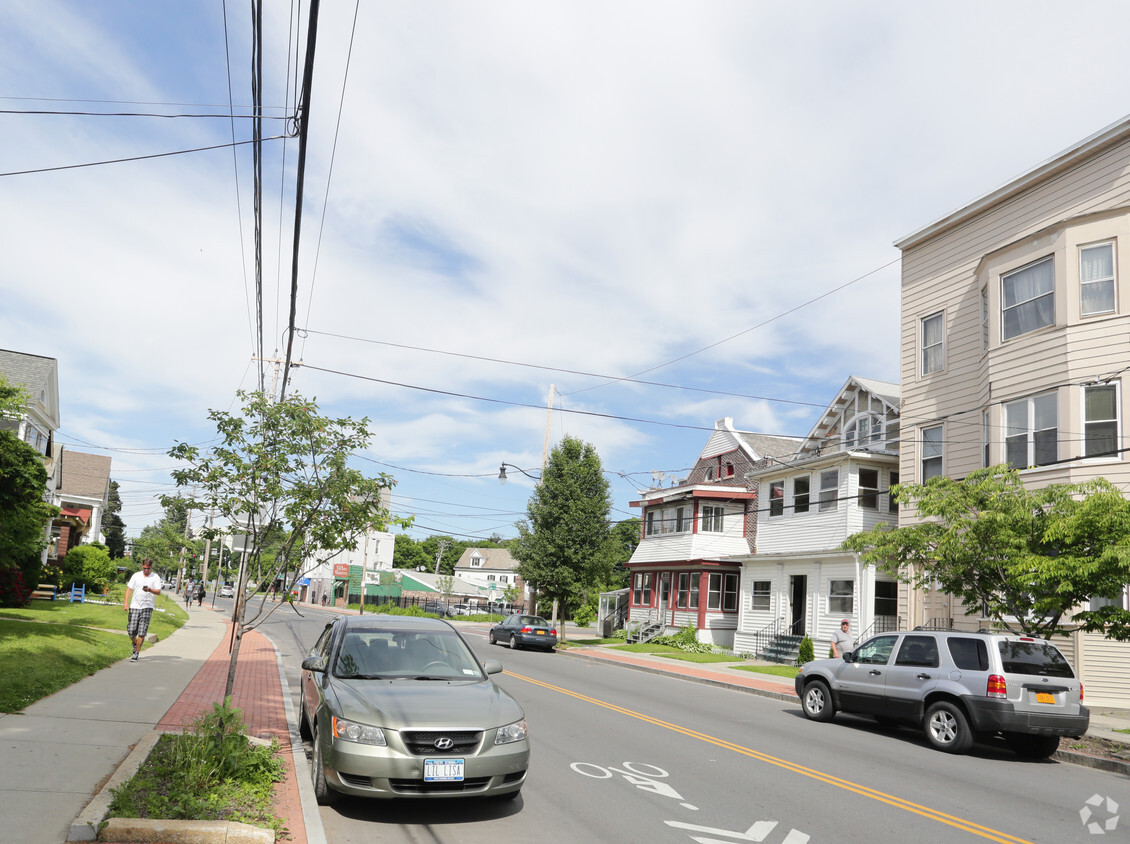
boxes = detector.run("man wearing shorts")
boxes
[124,559,162,661]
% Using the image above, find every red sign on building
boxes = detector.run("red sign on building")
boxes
[333,563,351,579]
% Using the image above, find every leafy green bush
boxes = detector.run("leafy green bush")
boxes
[652,624,715,654]
[796,635,815,666]
[572,602,596,627]
[610,627,629,640]
[108,699,284,832]
[61,543,115,591]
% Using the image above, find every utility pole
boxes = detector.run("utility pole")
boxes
[433,539,450,574]
[359,530,370,615]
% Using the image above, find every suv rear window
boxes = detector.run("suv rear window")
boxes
[947,637,989,671]
[997,640,1075,678]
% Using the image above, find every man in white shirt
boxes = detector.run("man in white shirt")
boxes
[124,559,163,661]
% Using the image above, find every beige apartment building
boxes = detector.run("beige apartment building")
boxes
[895,116,1130,707]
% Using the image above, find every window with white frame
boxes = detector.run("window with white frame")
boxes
[701,505,724,532]
[1004,392,1057,468]
[768,481,784,517]
[921,425,943,481]
[858,468,879,509]
[633,573,652,606]
[1002,256,1054,341]
[874,581,897,616]
[983,410,991,468]
[751,580,771,610]
[1084,383,1119,457]
[645,505,693,536]
[819,469,839,511]
[829,579,854,614]
[706,572,738,611]
[677,572,689,608]
[921,311,945,374]
[1080,242,1116,317]
[844,414,883,449]
[793,476,810,514]
[646,510,656,536]
[981,286,989,352]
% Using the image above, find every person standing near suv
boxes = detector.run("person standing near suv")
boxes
[831,619,854,657]
[124,559,162,661]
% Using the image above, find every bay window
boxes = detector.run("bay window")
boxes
[1004,392,1057,468]
[1002,256,1054,341]
[1084,384,1118,457]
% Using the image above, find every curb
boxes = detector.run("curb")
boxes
[98,818,272,843]
[559,647,1130,775]
[68,731,161,841]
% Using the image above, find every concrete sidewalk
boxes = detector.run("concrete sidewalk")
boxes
[0,605,320,844]
[558,643,1130,769]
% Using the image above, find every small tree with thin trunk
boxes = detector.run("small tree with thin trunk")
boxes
[167,390,406,697]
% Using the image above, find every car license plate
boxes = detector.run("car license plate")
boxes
[424,758,464,782]
[535,630,545,635]
[1035,692,1055,704]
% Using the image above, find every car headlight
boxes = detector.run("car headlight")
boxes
[495,718,528,745]
[332,715,387,746]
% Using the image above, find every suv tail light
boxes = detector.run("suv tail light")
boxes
[521,626,533,633]
[987,674,1007,698]
[1080,683,1085,702]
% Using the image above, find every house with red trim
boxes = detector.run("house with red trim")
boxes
[625,418,801,649]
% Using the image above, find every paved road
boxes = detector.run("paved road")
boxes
[244,607,1125,844]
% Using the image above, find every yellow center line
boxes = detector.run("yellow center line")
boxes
[506,670,1033,844]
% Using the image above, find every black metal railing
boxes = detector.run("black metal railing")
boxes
[750,616,786,658]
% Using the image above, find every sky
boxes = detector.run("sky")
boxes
[5,1,1130,543]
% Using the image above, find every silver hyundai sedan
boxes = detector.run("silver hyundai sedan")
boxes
[299,614,529,804]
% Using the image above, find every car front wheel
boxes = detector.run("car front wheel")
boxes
[801,680,835,722]
[924,701,974,754]
[489,630,496,645]
[311,728,340,805]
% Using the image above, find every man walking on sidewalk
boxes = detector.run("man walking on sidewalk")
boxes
[124,559,162,661]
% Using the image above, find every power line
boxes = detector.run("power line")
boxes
[0,134,291,178]
[298,328,828,410]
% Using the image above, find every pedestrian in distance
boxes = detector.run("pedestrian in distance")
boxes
[196,582,205,606]
[184,582,192,609]
[831,618,855,658]
[124,559,163,661]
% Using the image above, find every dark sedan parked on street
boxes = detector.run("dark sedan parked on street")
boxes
[489,614,558,651]
[299,614,529,803]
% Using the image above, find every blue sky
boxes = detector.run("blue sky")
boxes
[5,1,1130,541]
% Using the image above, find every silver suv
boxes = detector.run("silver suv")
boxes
[794,630,1089,757]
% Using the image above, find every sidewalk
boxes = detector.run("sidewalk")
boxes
[0,605,322,844]
[558,643,1130,770]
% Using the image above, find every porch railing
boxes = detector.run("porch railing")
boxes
[856,615,902,641]
[750,616,786,659]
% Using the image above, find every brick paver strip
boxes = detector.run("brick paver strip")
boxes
[156,616,307,844]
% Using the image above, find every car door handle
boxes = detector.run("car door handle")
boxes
[869,670,882,676]
[916,673,931,680]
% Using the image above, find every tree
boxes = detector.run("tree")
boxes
[132,501,200,577]
[842,466,1130,640]
[103,481,127,559]
[167,390,405,697]
[512,435,613,634]
[392,534,431,570]
[0,376,56,604]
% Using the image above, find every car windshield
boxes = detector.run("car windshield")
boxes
[334,629,484,680]
[997,640,1075,678]
[519,616,548,626]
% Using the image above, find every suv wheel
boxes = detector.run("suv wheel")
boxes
[801,680,835,722]
[1005,732,1060,759]
[924,701,974,753]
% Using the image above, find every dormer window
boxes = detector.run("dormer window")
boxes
[843,414,883,450]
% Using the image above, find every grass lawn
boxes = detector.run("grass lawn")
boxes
[0,594,187,713]
[563,637,622,646]
[611,643,683,654]
[732,664,800,678]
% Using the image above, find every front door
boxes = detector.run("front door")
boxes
[790,575,807,635]
[659,572,672,623]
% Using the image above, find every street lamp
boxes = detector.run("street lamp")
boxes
[497,462,541,485]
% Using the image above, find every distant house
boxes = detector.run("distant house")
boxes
[733,377,901,660]
[895,114,1130,707]
[453,548,526,608]
[50,448,112,562]
[625,417,801,649]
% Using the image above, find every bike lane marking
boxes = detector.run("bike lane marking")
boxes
[506,670,1033,844]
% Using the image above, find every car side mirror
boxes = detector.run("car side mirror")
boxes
[842,651,854,663]
[482,659,503,675]
[301,655,327,673]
